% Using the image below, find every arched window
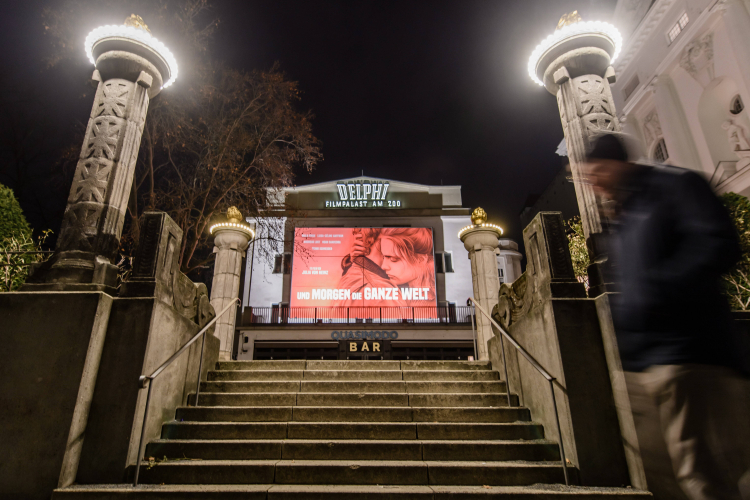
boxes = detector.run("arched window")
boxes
[652,138,669,163]
[730,94,744,115]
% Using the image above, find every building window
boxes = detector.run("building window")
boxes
[730,94,745,115]
[272,254,283,274]
[498,268,505,283]
[434,252,454,274]
[653,138,669,163]
[623,75,640,101]
[435,253,444,274]
[272,253,292,274]
[444,252,454,273]
[667,12,689,45]
[283,252,292,274]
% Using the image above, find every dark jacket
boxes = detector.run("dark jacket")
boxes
[608,164,746,373]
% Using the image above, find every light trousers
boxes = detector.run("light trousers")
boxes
[625,364,750,500]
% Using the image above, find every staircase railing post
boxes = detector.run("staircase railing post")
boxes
[133,377,153,487]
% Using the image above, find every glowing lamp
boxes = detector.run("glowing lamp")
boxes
[527,15,622,89]
[84,15,178,91]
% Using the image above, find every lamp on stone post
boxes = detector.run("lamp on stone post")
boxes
[25,15,177,291]
[459,207,503,361]
[528,11,622,296]
[209,207,255,361]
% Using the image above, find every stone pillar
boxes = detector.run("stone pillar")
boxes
[535,19,622,296]
[720,0,750,98]
[652,75,703,173]
[210,207,253,360]
[460,208,502,360]
[25,22,170,290]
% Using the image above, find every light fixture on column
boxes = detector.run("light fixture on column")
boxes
[84,14,178,91]
[527,11,622,88]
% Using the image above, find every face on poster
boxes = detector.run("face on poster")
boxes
[291,228,437,310]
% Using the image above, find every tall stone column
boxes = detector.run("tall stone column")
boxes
[532,15,623,296]
[652,75,703,173]
[460,208,502,361]
[210,207,254,360]
[25,17,173,290]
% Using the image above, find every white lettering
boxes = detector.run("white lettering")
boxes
[402,288,412,300]
[363,183,372,199]
[364,288,371,300]
[381,183,390,200]
[337,183,348,200]
[312,289,322,300]
[348,184,356,200]
[372,183,382,199]
[356,184,362,200]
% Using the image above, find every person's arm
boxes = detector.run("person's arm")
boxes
[648,170,740,293]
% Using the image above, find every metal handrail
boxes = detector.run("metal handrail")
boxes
[132,297,240,486]
[469,298,569,486]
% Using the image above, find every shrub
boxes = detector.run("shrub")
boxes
[721,192,750,310]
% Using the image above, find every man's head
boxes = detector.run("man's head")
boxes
[585,133,635,200]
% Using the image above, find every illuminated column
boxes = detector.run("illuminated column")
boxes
[460,208,503,361]
[528,13,622,296]
[210,207,255,361]
[27,16,177,289]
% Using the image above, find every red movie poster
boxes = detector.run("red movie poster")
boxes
[290,228,437,319]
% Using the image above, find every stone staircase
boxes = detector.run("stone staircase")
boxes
[54,360,650,499]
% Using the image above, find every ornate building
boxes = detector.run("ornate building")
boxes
[613,0,750,195]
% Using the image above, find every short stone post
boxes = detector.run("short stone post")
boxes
[210,207,255,360]
[25,16,175,290]
[460,207,503,360]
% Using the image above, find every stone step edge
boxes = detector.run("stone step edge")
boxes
[134,459,567,467]
[176,405,529,410]
[148,438,556,445]
[194,392,514,396]
[53,483,652,496]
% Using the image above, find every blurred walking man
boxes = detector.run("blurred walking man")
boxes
[586,133,750,500]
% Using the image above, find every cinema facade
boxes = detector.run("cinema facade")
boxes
[234,176,522,361]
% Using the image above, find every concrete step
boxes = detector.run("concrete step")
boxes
[197,381,509,394]
[303,370,405,381]
[405,381,507,393]
[132,459,570,486]
[306,360,402,371]
[216,360,307,371]
[201,381,301,393]
[402,370,499,381]
[206,369,502,382]
[191,393,298,407]
[192,392,515,408]
[401,361,492,371]
[144,439,560,462]
[208,370,305,381]
[192,393,412,407]
[175,406,531,423]
[161,421,544,440]
[162,422,289,440]
[53,484,653,499]
[409,393,517,407]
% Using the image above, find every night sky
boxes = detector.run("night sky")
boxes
[0,0,618,247]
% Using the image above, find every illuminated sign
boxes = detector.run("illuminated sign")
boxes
[325,181,402,208]
[291,227,437,318]
[331,330,399,340]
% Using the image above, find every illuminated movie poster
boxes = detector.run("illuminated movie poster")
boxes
[290,227,437,317]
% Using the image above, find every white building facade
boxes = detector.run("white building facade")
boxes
[234,176,522,361]
[613,0,750,195]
